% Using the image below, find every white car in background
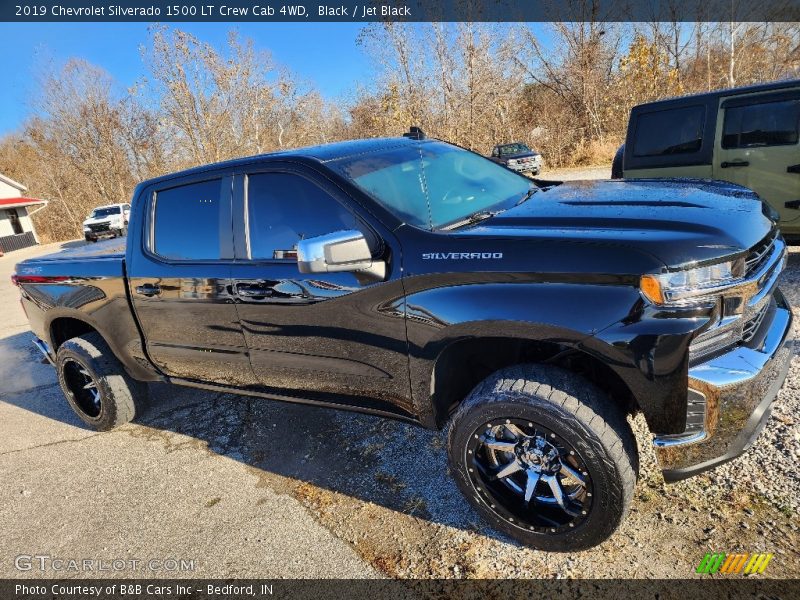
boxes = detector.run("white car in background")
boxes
[83,203,131,242]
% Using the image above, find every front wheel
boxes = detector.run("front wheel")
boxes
[447,364,638,551]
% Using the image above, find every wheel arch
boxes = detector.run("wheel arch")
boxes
[45,310,160,382]
[429,334,640,429]
[49,315,98,350]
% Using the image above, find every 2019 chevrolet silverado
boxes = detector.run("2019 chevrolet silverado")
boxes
[13,133,792,551]
[489,142,543,175]
[83,203,131,242]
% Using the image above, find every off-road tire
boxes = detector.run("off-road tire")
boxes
[447,364,638,551]
[56,332,146,431]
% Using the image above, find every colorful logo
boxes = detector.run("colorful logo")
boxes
[696,552,773,574]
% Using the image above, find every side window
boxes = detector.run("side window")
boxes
[722,98,800,149]
[632,105,705,157]
[153,179,224,260]
[491,147,499,157]
[247,173,359,260]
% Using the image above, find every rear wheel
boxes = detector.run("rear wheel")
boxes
[447,364,637,551]
[56,332,146,431]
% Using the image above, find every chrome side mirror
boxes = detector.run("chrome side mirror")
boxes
[297,230,386,279]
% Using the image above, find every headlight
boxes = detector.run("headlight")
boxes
[640,258,744,305]
[83,226,91,232]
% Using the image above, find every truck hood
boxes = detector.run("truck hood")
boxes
[468,178,773,267]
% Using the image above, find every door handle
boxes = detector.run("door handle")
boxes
[788,164,800,174]
[720,160,750,168]
[135,283,161,297]
[234,283,273,298]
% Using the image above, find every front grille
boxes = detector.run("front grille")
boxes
[88,223,110,233]
[742,298,773,343]
[690,232,784,363]
[745,229,778,277]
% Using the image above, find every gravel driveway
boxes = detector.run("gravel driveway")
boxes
[1,204,798,579]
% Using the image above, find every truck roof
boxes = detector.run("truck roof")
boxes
[141,136,428,188]
[633,78,800,110]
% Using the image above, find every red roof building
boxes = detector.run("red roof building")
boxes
[0,174,48,255]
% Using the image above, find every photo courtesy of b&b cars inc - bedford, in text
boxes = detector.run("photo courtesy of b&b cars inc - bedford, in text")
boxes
[0,0,799,598]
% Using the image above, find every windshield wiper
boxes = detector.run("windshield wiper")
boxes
[440,186,537,231]
[440,209,502,231]
[515,185,538,206]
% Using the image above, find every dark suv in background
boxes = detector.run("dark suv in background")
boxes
[613,79,800,239]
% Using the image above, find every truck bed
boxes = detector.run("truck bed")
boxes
[20,238,126,264]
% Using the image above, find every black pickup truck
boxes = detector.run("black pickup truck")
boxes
[13,134,793,552]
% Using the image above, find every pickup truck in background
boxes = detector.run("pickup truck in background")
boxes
[83,203,131,242]
[489,142,543,175]
[13,132,792,552]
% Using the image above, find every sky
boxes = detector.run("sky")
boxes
[0,22,373,136]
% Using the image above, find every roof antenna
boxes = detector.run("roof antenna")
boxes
[403,126,426,140]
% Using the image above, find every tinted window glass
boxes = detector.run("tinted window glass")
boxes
[723,98,800,149]
[632,106,705,157]
[154,179,223,260]
[247,173,357,260]
[91,206,121,217]
[498,143,531,156]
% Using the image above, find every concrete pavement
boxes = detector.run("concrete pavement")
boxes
[0,241,378,578]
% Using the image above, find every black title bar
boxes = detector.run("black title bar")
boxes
[4,579,800,600]
[2,0,800,22]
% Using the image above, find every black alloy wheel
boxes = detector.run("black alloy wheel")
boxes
[61,357,102,419]
[466,418,592,533]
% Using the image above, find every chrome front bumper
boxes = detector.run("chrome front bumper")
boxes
[654,288,793,481]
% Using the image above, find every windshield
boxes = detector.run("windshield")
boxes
[332,141,531,230]
[90,206,120,218]
[498,143,531,156]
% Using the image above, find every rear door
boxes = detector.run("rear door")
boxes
[127,174,257,386]
[714,90,800,233]
[227,166,412,415]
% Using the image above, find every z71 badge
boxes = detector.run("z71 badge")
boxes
[422,252,503,260]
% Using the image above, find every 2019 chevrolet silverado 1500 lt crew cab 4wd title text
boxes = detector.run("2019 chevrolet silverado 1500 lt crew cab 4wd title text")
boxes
[13,132,793,551]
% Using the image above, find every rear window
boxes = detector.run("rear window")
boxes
[153,179,224,260]
[632,105,705,157]
[722,98,800,149]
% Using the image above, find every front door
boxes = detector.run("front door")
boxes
[714,90,800,235]
[228,168,412,415]
[127,175,257,386]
